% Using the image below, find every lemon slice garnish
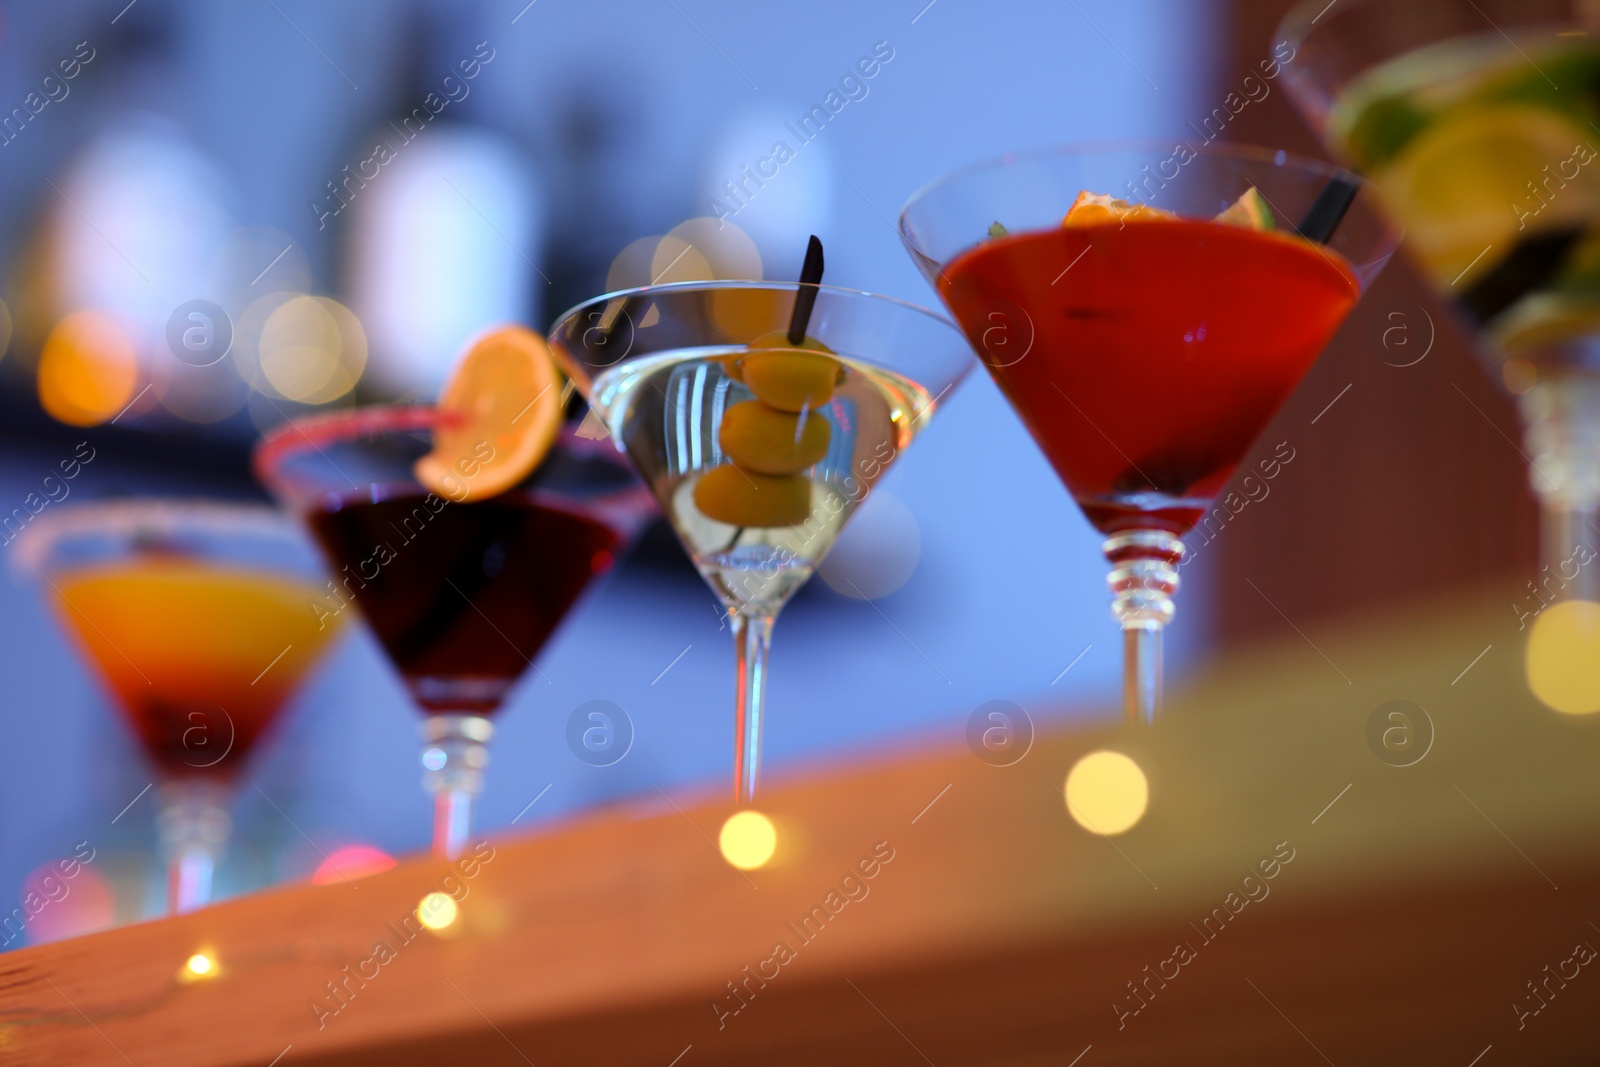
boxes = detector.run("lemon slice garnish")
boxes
[1377,104,1597,286]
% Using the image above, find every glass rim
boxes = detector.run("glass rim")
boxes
[253,403,438,487]
[252,403,646,514]
[1277,0,1396,54]
[12,497,300,575]
[897,138,1370,247]
[547,278,962,341]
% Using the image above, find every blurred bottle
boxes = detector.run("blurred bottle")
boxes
[341,7,543,399]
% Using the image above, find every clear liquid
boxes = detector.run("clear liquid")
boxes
[592,347,935,613]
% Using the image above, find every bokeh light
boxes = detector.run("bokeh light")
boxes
[819,490,922,599]
[699,105,836,281]
[417,891,459,932]
[666,217,763,279]
[347,128,538,395]
[37,310,140,426]
[1526,600,1600,714]
[312,844,397,885]
[184,952,216,978]
[1064,751,1149,836]
[47,122,233,333]
[606,220,763,292]
[18,861,112,945]
[719,810,778,870]
[649,235,715,284]
[605,235,663,292]
[236,292,366,406]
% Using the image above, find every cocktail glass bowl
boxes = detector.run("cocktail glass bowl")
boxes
[18,498,341,913]
[548,280,975,803]
[255,406,652,857]
[900,142,1397,722]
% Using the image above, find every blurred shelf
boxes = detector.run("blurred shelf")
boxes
[3,585,1598,1065]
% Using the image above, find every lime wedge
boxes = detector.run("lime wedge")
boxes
[1213,187,1274,231]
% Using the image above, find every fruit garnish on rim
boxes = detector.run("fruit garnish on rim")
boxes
[414,325,565,501]
[1057,188,1276,230]
[1061,190,1180,226]
[986,186,1280,238]
[1213,187,1275,230]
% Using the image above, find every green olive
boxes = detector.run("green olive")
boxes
[718,400,830,474]
[693,464,812,527]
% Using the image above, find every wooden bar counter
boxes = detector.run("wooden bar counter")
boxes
[3,583,1598,1064]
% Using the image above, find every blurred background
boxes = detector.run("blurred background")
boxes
[0,0,1537,942]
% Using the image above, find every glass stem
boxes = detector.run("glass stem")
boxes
[730,610,776,805]
[1547,504,1600,602]
[1123,627,1162,727]
[1520,375,1600,602]
[420,714,493,860]
[156,779,231,915]
[1104,529,1186,726]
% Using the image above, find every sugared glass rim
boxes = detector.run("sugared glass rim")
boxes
[252,403,442,489]
[253,402,648,519]
[547,278,961,342]
[897,138,1371,255]
[11,498,301,575]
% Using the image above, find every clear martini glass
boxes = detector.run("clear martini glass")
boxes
[900,142,1397,723]
[548,280,974,804]
[18,499,343,913]
[1278,0,1600,598]
[255,407,653,858]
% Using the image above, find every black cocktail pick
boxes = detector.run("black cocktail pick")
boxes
[1294,177,1360,245]
[787,235,825,344]
[725,236,827,553]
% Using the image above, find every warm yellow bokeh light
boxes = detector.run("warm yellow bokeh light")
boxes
[605,222,761,293]
[605,236,663,292]
[1065,751,1149,836]
[649,235,715,284]
[37,310,140,426]
[257,295,367,404]
[417,891,459,931]
[719,810,777,870]
[666,217,763,280]
[184,952,215,978]
[1526,600,1600,715]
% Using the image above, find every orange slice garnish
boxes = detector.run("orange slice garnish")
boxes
[1062,190,1178,227]
[415,325,563,501]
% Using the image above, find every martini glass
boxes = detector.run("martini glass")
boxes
[1279,0,1600,599]
[900,143,1396,723]
[255,407,652,859]
[17,499,343,913]
[548,280,974,804]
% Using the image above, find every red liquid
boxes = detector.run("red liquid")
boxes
[940,220,1359,533]
[308,493,620,714]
